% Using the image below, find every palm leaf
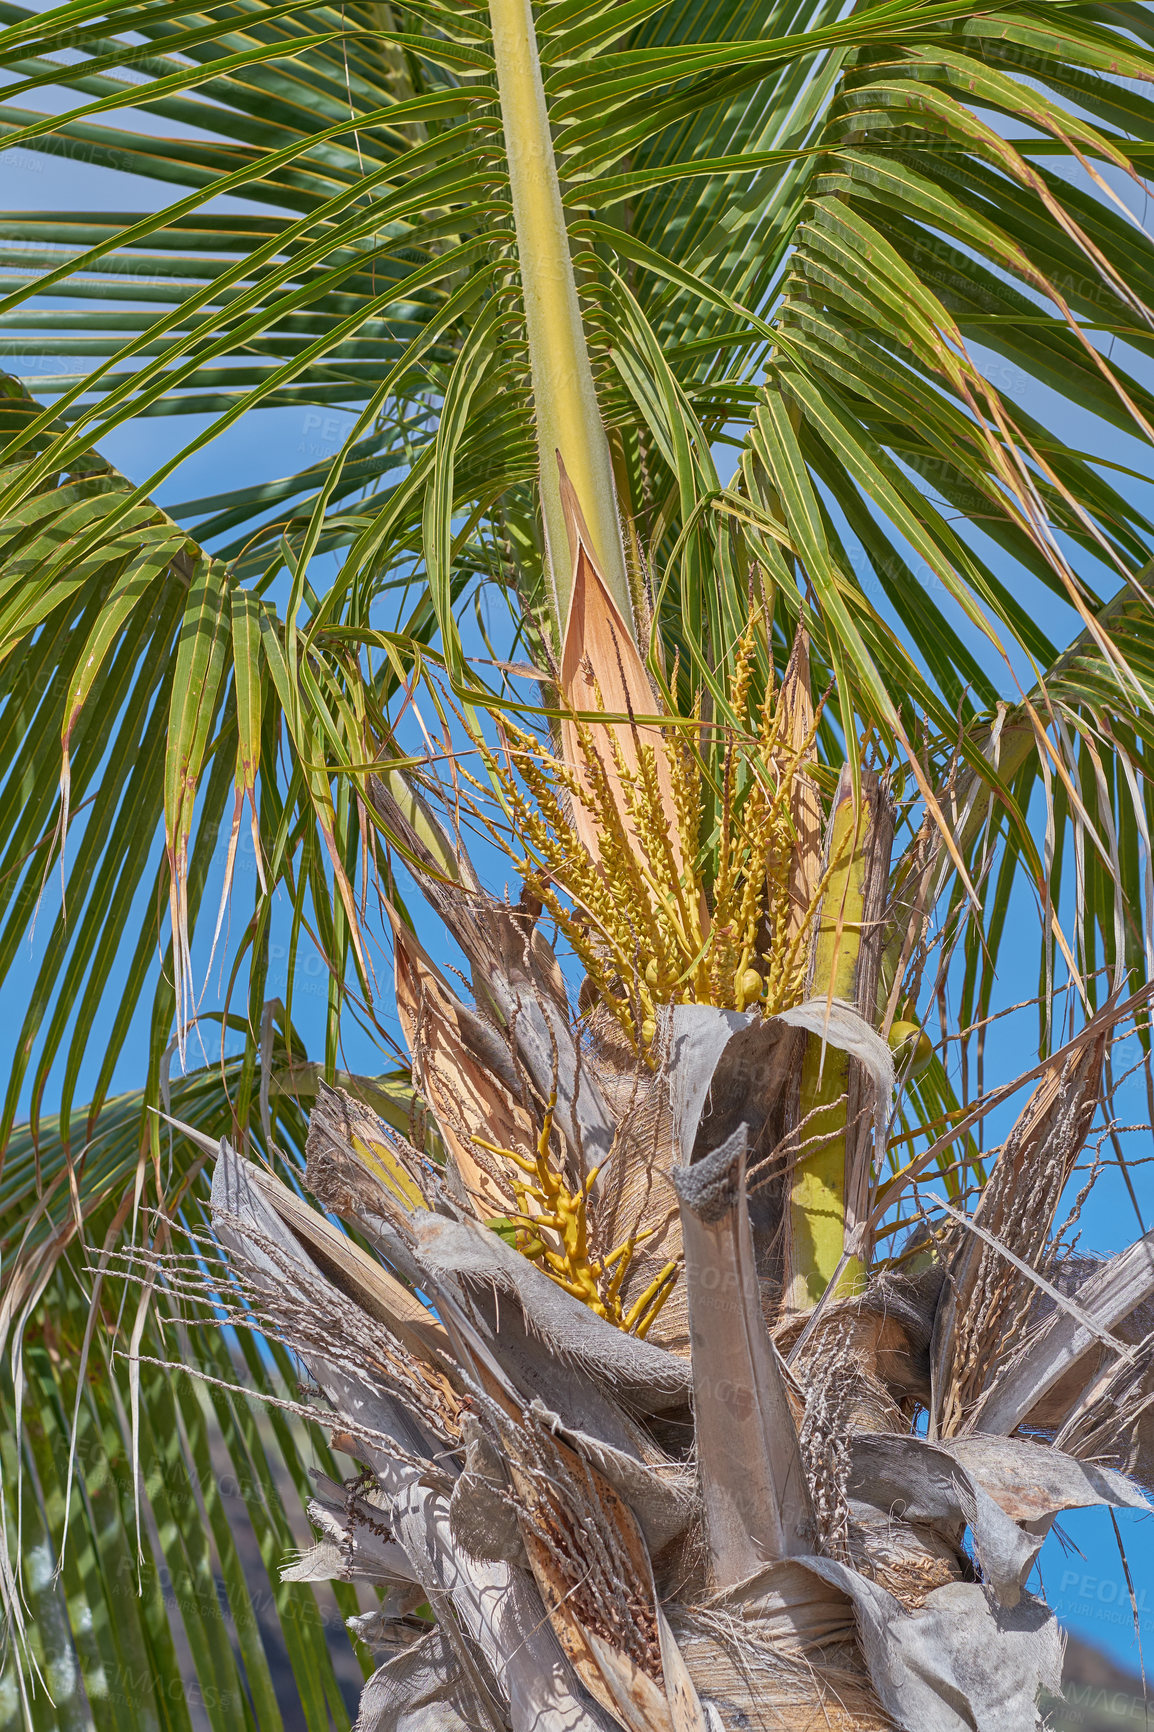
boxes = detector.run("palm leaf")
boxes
[0,1046,426,1729]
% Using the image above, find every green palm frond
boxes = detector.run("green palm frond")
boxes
[0,370,445,1149]
[0,1039,421,1731]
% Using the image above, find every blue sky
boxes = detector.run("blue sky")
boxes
[5,89,1154,1681]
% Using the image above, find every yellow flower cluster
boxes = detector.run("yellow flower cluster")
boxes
[478,1087,678,1337]
[470,615,835,1056]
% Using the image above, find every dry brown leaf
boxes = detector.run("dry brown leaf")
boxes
[934,1022,1107,1436]
[388,903,534,1223]
[511,1428,700,1732]
[502,1406,710,1732]
[242,1162,453,1375]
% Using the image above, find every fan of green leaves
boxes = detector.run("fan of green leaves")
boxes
[3,0,1154,1722]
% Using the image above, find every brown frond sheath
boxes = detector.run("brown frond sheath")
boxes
[387,901,532,1221]
[557,455,685,879]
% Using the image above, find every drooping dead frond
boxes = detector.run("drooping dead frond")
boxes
[972,1227,1154,1440]
[933,1023,1109,1436]
[344,1628,474,1732]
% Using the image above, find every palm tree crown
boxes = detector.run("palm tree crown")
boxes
[3,0,1154,1724]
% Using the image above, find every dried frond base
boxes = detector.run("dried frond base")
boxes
[675,1616,893,1731]
[846,1510,963,1609]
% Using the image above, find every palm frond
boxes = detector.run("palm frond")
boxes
[0,1048,423,1730]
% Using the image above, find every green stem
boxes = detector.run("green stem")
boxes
[788,824,864,1307]
[488,0,632,634]
[787,768,892,1310]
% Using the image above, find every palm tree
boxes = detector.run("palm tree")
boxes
[3,0,1154,1724]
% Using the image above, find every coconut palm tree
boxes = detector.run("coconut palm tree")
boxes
[195,697,1154,1732]
[4,0,1154,1725]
